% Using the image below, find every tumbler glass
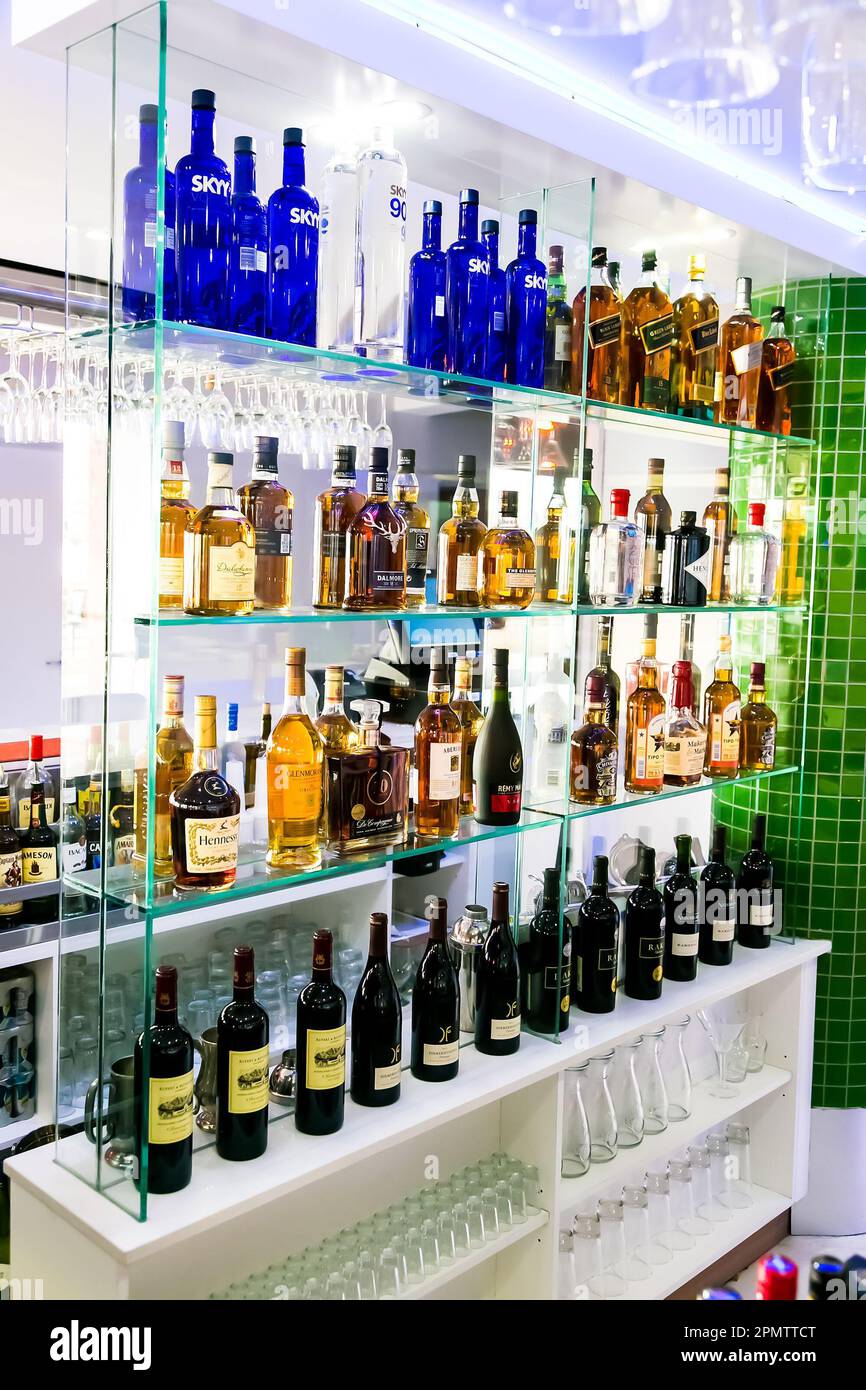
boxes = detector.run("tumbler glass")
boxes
[603,1196,650,1283]
[609,1039,644,1148]
[622,1183,671,1267]
[689,1142,730,1222]
[645,1169,693,1251]
[723,1122,755,1209]
[568,1213,602,1299]
[668,1158,711,1237]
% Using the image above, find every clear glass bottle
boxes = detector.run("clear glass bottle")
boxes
[267,647,324,869]
[316,140,358,352]
[184,452,256,617]
[451,655,483,816]
[702,465,738,603]
[670,253,719,418]
[739,662,777,772]
[634,457,672,603]
[588,488,642,606]
[479,490,536,609]
[570,673,618,805]
[756,305,796,436]
[663,661,706,788]
[158,420,195,610]
[703,635,741,778]
[716,275,764,427]
[609,1040,644,1148]
[730,502,781,604]
[571,245,621,403]
[392,448,430,608]
[436,454,487,606]
[414,647,462,838]
[636,1029,669,1134]
[527,654,571,803]
[354,125,407,360]
[583,1053,618,1162]
[619,249,673,411]
[220,702,247,805]
[561,1065,591,1178]
[625,638,666,795]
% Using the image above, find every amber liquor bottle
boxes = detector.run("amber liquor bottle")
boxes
[663,661,706,788]
[414,648,462,838]
[169,696,241,894]
[315,666,359,752]
[236,434,293,610]
[756,306,796,436]
[267,647,324,869]
[703,634,741,778]
[344,446,407,609]
[739,662,777,772]
[535,466,573,603]
[625,638,666,795]
[634,457,672,602]
[436,454,487,606]
[716,276,763,427]
[392,448,431,608]
[702,466,738,603]
[133,674,194,879]
[570,673,618,805]
[451,655,483,816]
[158,420,196,610]
[20,782,58,924]
[571,245,621,403]
[313,445,365,608]
[619,250,673,411]
[479,490,536,609]
[584,615,620,734]
[184,452,255,616]
[670,253,719,419]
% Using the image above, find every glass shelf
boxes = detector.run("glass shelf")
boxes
[528,763,799,821]
[585,398,815,449]
[573,602,806,619]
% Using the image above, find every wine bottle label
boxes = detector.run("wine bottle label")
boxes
[671,932,699,957]
[422,1037,459,1067]
[112,833,135,866]
[712,919,735,942]
[633,715,665,782]
[148,1069,194,1144]
[688,318,720,354]
[749,901,774,928]
[183,814,240,874]
[588,311,621,349]
[0,850,22,891]
[206,541,255,601]
[598,947,617,971]
[455,552,479,592]
[639,313,674,354]
[305,1024,346,1091]
[159,555,185,598]
[638,937,664,959]
[21,845,58,882]
[428,741,461,800]
[554,324,571,361]
[490,1011,521,1040]
[227,1044,270,1113]
[769,359,796,391]
[374,1058,401,1091]
[664,731,705,777]
[731,340,763,375]
[709,702,740,765]
[18,796,56,829]
[254,523,293,557]
[406,527,429,592]
[270,764,323,821]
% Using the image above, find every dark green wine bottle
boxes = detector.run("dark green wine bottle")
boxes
[737,814,774,949]
[216,945,270,1161]
[662,833,698,982]
[522,867,570,1033]
[575,854,619,1014]
[474,880,521,1056]
[411,896,460,1081]
[473,647,523,826]
[134,965,194,1194]
[699,824,735,966]
[624,846,664,1000]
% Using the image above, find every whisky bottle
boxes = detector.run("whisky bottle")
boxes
[473,646,523,825]
[312,444,365,608]
[414,648,462,838]
[663,661,706,788]
[184,452,255,616]
[584,615,620,733]
[571,245,621,403]
[159,420,196,610]
[392,448,430,608]
[570,673,618,805]
[662,834,698,982]
[325,699,409,853]
[20,782,58,924]
[716,276,763,427]
[133,675,194,879]
[674,613,701,713]
[169,696,241,895]
[619,250,673,411]
[451,655,483,816]
[625,638,666,795]
[574,855,619,1014]
[544,244,572,392]
[315,666,360,752]
[479,490,536,608]
[736,814,774,949]
[739,662,777,772]
[756,306,796,435]
[730,502,781,604]
[236,435,293,610]
[535,466,573,603]
[267,647,324,869]
[702,466,738,602]
[698,824,735,966]
[634,457,672,602]
[703,634,741,778]
[670,254,719,419]
[0,777,23,921]
[344,446,407,610]
[576,447,601,603]
[623,846,664,1001]
[436,453,487,606]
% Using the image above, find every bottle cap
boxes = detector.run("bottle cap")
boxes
[192,89,216,111]
[423,199,442,215]
[500,489,519,516]
[254,434,278,461]
[675,832,692,860]
[312,928,333,971]
[163,419,185,451]
[748,501,766,527]
[699,1288,742,1300]
[641,638,657,658]
[370,445,390,474]
[553,466,567,493]
[680,510,697,527]
[492,880,510,923]
[29,734,43,761]
[457,453,477,480]
[285,646,305,668]
[459,188,479,204]
[750,660,766,684]
[397,448,416,469]
[591,246,607,266]
[207,450,233,469]
[154,965,177,1012]
[609,487,629,517]
[492,647,509,674]
[737,275,753,297]
[592,854,609,886]
[809,1255,843,1299]
[334,444,357,471]
[548,244,564,271]
[234,135,256,154]
[585,673,606,705]
[227,702,239,730]
[756,1254,797,1301]
[688,252,706,277]
[719,633,732,652]
[518,207,538,225]
[283,126,304,146]
[647,457,665,477]
[771,304,786,320]
[641,249,657,270]
[481,218,500,235]
[638,845,656,880]
[139,104,158,124]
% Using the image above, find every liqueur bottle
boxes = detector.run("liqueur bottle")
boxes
[570,673,618,805]
[473,647,523,826]
[158,420,196,611]
[703,635,741,779]
[619,250,674,411]
[325,699,409,852]
[739,663,777,772]
[670,253,719,418]
[624,846,664,1001]
[535,466,573,603]
[315,666,359,752]
[216,945,269,1160]
[0,780,23,923]
[175,89,231,329]
[625,638,666,796]
[522,867,570,1034]
[737,813,775,949]
[134,965,194,1193]
[756,306,796,436]
[451,655,483,816]
[730,502,781,604]
[436,454,487,606]
[576,448,602,603]
[716,276,763,427]
[295,929,347,1133]
[236,434,293,610]
[479,490,536,609]
[663,661,706,788]
[446,188,490,378]
[316,141,358,352]
[588,488,642,606]
[227,135,267,337]
[353,125,407,360]
[351,912,402,1106]
[267,647,324,870]
[574,855,619,1014]
[184,452,255,617]
[474,881,521,1056]
[344,446,407,610]
[634,457,672,603]
[584,616,620,734]
[544,244,572,391]
[83,776,103,871]
[169,696,241,894]
[20,783,59,925]
[702,466,738,603]
[122,102,177,322]
[108,773,135,869]
[698,824,736,966]
[133,675,194,879]
[571,246,622,403]
[482,219,508,383]
[414,648,462,838]
[406,198,447,370]
[312,445,366,608]
[411,896,460,1081]
[505,208,546,387]
[662,833,698,983]
[674,614,701,714]
[267,127,319,346]
[392,449,430,607]
[661,511,712,608]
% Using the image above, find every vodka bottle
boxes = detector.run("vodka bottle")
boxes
[228,136,267,337]
[267,127,319,347]
[730,502,781,604]
[317,142,358,351]
[482,219,507,383]
[446,188,489,378]
[175,89,231,329]
[529,655,571,800]
[122,103,177,322]
[406,199,447,370]
[354,125,407,360]
[505,208,547,387]
[588,488,642,606]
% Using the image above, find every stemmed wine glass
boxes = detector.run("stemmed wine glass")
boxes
[697,999,747,1099]
[371,393,393,456]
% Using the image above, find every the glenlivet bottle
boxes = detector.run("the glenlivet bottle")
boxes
[295,929,347,1134]
[134,965,194,1194]
[624,846,664,1000]
[662,833,699,982]
[473,647,523,826]
[737,813,774,949]
[698,824,736,966]
[351,912,402,1107]
[575,855,619,1014]
[522,867,570,1034]
[474,881,521,1056]
[411,896,460,1082]
[216,945,270,1161]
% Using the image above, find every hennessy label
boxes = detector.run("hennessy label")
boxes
[183,815,240,874]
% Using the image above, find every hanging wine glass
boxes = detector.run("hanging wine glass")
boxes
[371,393,393,455]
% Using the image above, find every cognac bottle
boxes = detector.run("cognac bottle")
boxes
[169,696,241,894]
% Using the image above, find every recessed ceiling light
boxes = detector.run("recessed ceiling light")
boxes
[376,97,433,123]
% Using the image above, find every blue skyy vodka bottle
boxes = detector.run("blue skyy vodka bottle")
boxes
[354,125,407,360]
[406,199,447,371]
[506,208,547,387]
[228,136,267,337]
[175,89,231,328]
[122,104,177,322]
[267,127,319,346]
[446,188,489,379]
[482,219,507,383]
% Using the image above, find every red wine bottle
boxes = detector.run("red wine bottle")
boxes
[473,647,523,826]
[134,965,194,1193]
[295,930,347,1134]
[698,824,735,966]
[411,896,460,1081]
[350,913,402,1107]
[474,881,521,1056]
[575,854,619,1014]
[522,867,570,1034]
[624,846,664,1000]
[216,945,269,1161]
[737,813,774,949]
[663,833,698,982]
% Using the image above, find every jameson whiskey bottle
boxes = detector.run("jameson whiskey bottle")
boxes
[739,662,777,772]
[702,466,738,603]
[670,253,719,418]
[451,655,483,816]
[634,457,672,602]
[392,448,430,608]
[158,420,195,610]
[473,647,524,826]
[572,246,621,403]
[625,638,666,795]
[756,306,796,436]
[436,454,487,607]
[20,783,59,924]
[414,648,462,838]
[703,635,741,778]
[236,435,293,610]
[169,697,241,894]
[133,675,194,879]
[344,446,407,610]
[570,673,618,805]
[716,276,763,427]
[619,250,673,411]
[184,452,256,616]
[313,445,365,608]
[267,647,324,869]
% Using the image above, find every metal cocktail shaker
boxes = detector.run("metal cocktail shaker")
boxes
[450,905,489,1033]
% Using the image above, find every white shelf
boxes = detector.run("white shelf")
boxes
[400,1207,548,1299]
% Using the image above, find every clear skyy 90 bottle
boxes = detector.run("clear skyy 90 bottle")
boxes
[354,125,407,360]
[446,188,489,378]
[122,103,177,322]
[175,89,231,329]
[506,208,547,388]
[227,136,267,338]
[317,141,358,351]
[267,127,319,347]
[406,199,447,370]
[482,218,507,384]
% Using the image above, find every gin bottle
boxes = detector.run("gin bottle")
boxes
[317,141,358,352]
[730,502,780,603]
[354,125,407,360]
[267,127,319,346]
[122,102,177,322]
[175,89,231,329]
[588,488,642,606]
[406,199,447,370]
[227,136,267,337]
[446,189,489,378]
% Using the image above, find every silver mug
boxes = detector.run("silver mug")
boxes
[83,1054,135,1170]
